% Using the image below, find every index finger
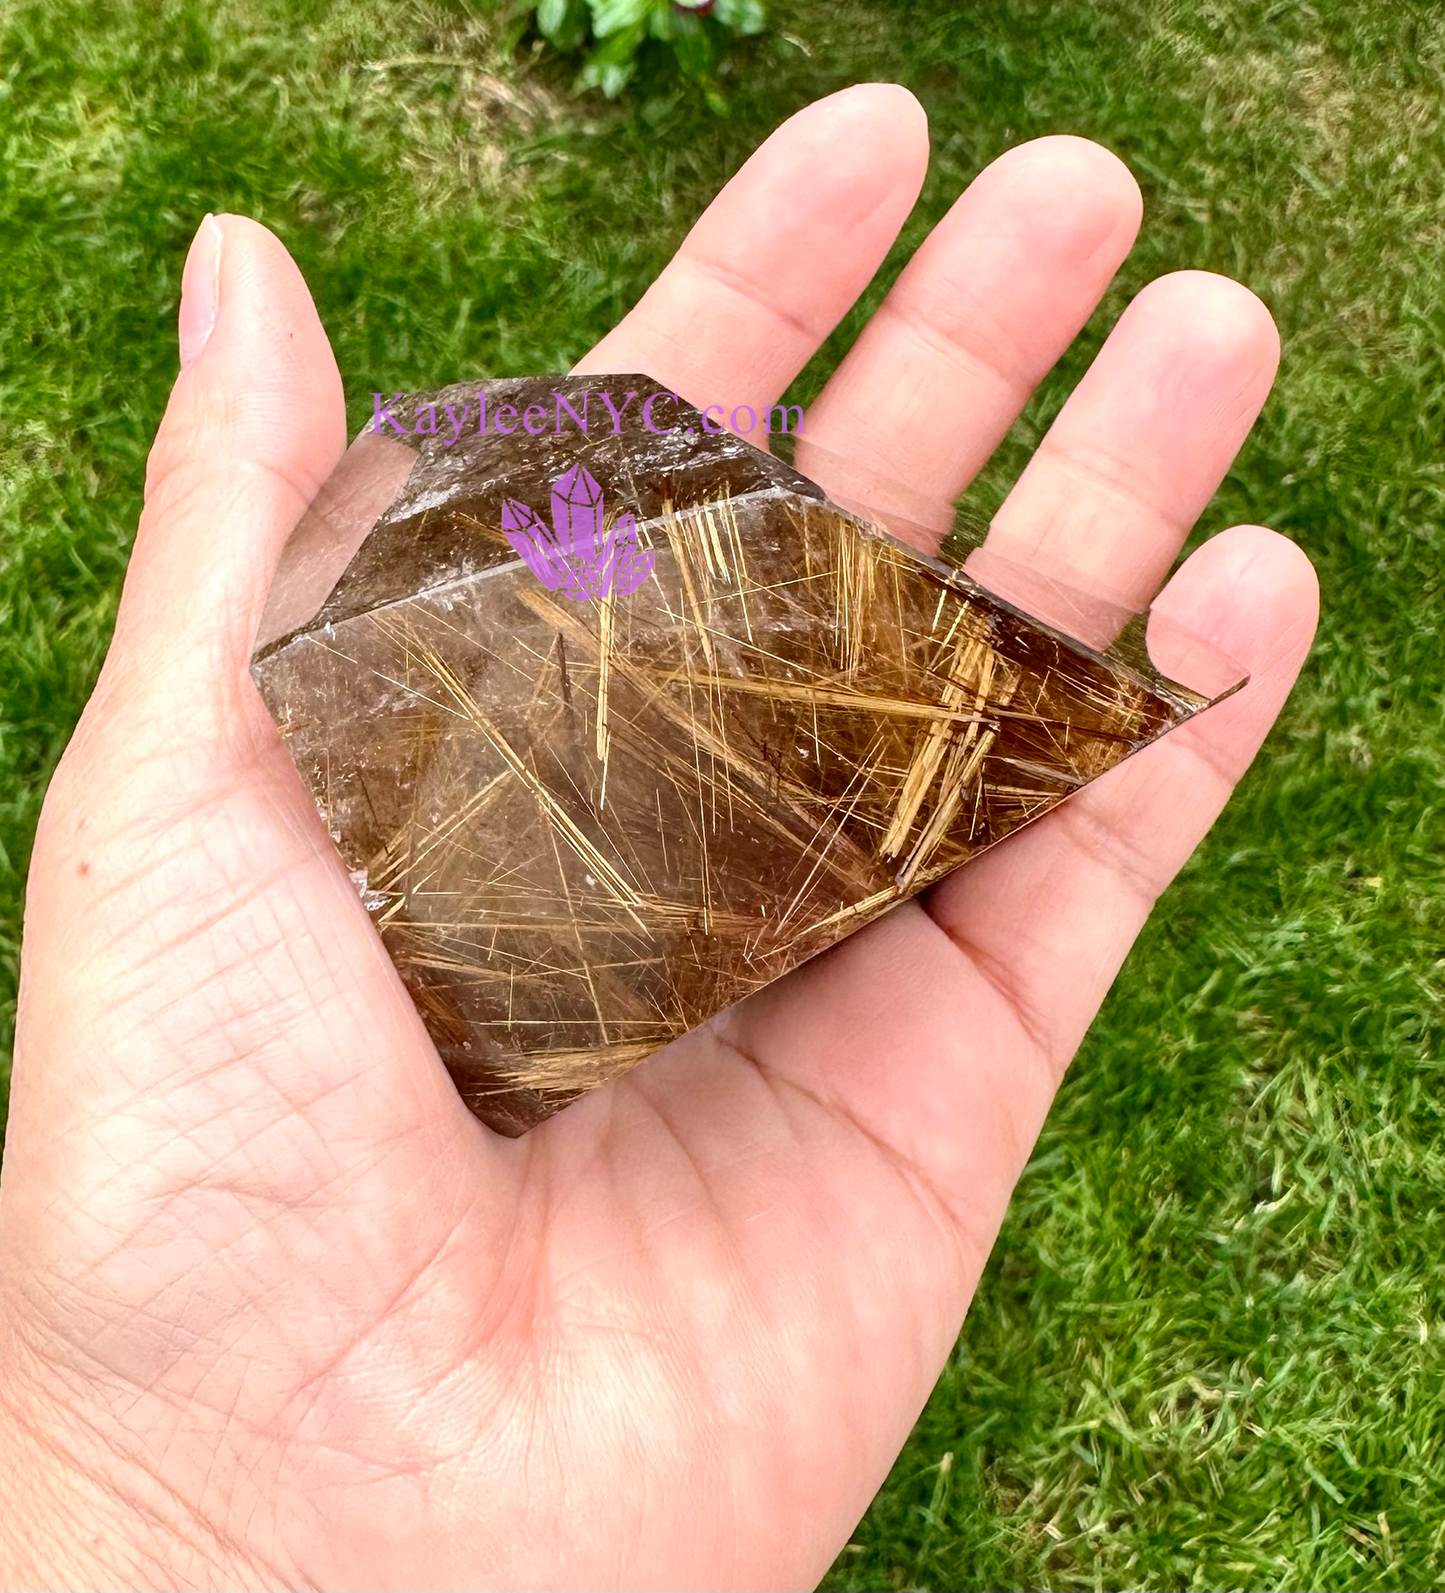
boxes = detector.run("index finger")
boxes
[573,83,928,421]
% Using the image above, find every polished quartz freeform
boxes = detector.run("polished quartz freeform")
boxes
[253,376,1233,1135]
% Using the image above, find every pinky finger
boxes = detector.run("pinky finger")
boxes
[923,524,1321,1084]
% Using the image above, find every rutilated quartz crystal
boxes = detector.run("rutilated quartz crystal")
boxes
[253,376,1239,1134]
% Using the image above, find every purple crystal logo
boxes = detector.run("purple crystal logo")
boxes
[501,464,655,602]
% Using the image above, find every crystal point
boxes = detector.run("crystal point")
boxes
[253,376,1241,1135]
[552,462,605,566]
[500,498,568,590]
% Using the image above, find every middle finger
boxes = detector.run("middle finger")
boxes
[798,134,1143,538]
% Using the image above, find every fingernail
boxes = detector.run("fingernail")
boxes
[179,213,224,369]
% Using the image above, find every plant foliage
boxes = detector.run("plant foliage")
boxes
[531,0,766,104]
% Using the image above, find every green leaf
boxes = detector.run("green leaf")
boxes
[584,19,648,64]
[587,0,654,40]
[535,0,590,52]
[579,54,637,97]
[714,0,766,35]
[578,18,646,96]
[666,12,719,80]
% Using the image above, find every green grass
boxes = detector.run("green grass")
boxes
[3,1,1443,1587]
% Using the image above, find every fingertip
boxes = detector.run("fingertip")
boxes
[577,86,929,397]
[200,214,344,414]
[1128,270,1282,388]
[1212,522,1318,597]
[152,214,345,504]
[1160,525,1319,650]
[803,80,928,136]
[761,80,929,197]
[1153,526,1320,764]
[858,80,930,151]
[981,134,1143,256]
[123,215,347,708]
[178,213,224,369]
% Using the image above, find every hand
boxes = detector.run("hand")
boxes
[0,85,1317,1590]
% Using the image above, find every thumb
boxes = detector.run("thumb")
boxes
[97,213,346,748]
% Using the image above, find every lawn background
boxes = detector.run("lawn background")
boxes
[3,1,1443,1588]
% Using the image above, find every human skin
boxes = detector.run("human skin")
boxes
[0,85,1318,1590]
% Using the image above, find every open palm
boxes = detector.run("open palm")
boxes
[0,86,1317,1591]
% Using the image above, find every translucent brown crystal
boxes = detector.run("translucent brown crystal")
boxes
[253,376,1238,1134]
